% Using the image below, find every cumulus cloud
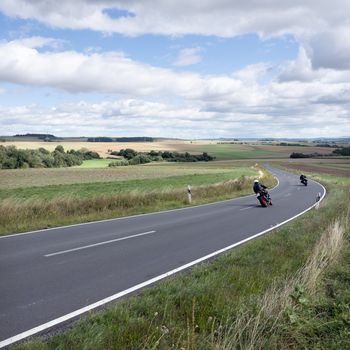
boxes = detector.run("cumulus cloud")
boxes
[1,0,350,72]
[0,37,257,102]
[0,34,349,138]
[1,86,349,138]
[0,38,202,96]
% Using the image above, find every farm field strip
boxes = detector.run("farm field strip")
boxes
[0,162,240,189]
[0,168,257,201]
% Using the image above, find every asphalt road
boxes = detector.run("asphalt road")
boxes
[0,166,325,348]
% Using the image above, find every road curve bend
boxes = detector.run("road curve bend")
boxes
[0,166,325,348]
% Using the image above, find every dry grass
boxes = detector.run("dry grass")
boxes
[1,173,272,235]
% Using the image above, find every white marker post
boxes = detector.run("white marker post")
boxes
[187,185,192,204]
[315,192,321,210]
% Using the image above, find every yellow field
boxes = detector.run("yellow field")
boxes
[0,140,214,158]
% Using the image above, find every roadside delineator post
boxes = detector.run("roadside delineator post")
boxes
[187,185,192,204]
[315,192,321,210]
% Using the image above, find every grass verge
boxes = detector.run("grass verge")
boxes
[0,167,273,236]
[17,174,349,349]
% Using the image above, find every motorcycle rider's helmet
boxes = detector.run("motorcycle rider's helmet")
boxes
[254,179,259,183]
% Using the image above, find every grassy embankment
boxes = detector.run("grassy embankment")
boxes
[0,164,273,235]
[18,166,350,349]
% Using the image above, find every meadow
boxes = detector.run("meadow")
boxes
[17,159,350,349]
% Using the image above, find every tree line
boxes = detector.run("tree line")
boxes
[290,146,350,158]
[109,149,215,167]
[0,145,100,169]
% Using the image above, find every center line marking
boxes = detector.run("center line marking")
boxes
[45,230,156,257]
[240,206,254,211]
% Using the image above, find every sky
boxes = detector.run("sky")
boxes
[0,0,349,139]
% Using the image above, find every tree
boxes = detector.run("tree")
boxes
[119,148,138,160]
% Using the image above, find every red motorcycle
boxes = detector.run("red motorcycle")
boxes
[256,189,272,207]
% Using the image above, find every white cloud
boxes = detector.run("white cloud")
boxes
[1,35,349,138]
[174,48,202,67]
[1,1,350,72]
[233,63,271,82]
[1,88,349,138]
[0,38,203,96]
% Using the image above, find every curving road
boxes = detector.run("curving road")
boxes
[0,166,325,348]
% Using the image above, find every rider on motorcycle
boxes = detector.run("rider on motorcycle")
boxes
[253,179,267,194]
[253,179,272,206]
[300,174,307,182]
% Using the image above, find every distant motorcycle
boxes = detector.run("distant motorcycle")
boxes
[256,189,272,207]
[300,176,308,186]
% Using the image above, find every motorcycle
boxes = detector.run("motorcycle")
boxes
[300,177,308,186]
[256,189,272,207]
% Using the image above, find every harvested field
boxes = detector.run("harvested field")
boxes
[0,140,194,158]
[273,158,350,177]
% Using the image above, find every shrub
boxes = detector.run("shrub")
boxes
[109,160,130,167]
[55,145,65,153]
[118,148,139,160]
[332,146,350,156]
[129,154,152,165]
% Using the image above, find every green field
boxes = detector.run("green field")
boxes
[73,159,114,168]
[0,168,256,201]
[192,143,286,159]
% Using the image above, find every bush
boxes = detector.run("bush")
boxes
[108,149,215,165]
[55,145,65,153]
[68,148,101,160]
[332,146,350,156]
[129,154,152,165]
[290,152,311,158]
[118,149,139,160]
[108,160,130,167]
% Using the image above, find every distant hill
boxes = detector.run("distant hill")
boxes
[14,133,58,139]
[87,137,154,142]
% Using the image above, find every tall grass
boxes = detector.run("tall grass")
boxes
[0,170,275,235]
[215,215,348,350]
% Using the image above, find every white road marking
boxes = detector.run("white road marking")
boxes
[284,193,291,197]
[0,178,325,349]
[240,206,254,211]
[45,230,156,257]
